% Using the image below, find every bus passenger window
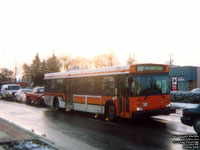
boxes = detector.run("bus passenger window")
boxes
[87,77,101,95]
[102,77,115,96]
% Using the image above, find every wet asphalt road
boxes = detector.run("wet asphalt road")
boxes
[0,99,197,150]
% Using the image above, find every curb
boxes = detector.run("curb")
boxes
[0,117,62,150]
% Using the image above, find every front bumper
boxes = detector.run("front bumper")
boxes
[132,107,176,119]
[7,94,15,98]
[181,116,193,126]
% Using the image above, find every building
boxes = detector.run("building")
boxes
[169,66,200,91]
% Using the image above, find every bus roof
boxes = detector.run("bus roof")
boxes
[45,65,130,79]
[44,64,169,80]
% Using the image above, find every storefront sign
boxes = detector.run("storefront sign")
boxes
[172,77,178,91]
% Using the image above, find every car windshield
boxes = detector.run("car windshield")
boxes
[38,88,44,93]
[130,73,169,96]
[8,86,20,90]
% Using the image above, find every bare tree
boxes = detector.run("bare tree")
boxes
[126,53,136,65]
[0,68,14,82]
[93,50,119,68]
[93,54,107,68]
[60,54,73,71]
[79,57,92,69]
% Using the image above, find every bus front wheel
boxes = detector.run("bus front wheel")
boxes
[53,99,59,111]
[106,103,116,121]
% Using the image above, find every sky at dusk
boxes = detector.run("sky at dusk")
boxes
[0,0,200,76]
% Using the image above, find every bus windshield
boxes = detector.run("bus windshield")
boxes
[129,73,169,96]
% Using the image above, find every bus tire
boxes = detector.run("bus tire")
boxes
[53,98,59,111]
[106,102,116,121]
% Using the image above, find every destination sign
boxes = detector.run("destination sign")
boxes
[136,65,165,72]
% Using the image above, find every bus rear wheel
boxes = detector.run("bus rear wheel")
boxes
[106,103,116,121]
[53,99,59,111]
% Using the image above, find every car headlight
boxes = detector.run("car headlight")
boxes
[166,104,171,107]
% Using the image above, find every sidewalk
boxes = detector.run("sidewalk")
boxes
[0,117,60,150]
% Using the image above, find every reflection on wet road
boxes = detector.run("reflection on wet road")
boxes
[0,100,196,150]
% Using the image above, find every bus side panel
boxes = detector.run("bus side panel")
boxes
[87,105,104,114]
[87,96,104,114]
[58,96,66,108]
[44,95,54,107]
[101,96,115,105]
[44,93,66,109]
[73,95,104,114]
[73,95,86,112]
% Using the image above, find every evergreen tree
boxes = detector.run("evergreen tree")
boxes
[38,59,47,85]
[30,53,42,86]
[46,53,62,73]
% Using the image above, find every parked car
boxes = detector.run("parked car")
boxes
[15,89,32,103]
[0,82,11,97]
[191,88,200,93]
[170,89,200,104]
[181,105,200,134]
[26,87,44,106]
[0,84,21,100]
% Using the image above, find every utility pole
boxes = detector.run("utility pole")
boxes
[14,58,17,83]
[169,53,174,66]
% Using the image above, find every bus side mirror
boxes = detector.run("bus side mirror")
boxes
[5,88,8,90]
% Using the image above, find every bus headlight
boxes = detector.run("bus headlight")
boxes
[166,104,171,107]
[137,107,143,111]
[8,92,12,95]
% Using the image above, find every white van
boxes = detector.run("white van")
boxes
[1,84,21,100]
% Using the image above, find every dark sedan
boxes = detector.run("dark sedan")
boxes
[181,105,200,134]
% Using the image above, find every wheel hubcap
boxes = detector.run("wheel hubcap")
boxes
[108,106,115,120]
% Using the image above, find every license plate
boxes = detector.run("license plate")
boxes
[143,102,148,107]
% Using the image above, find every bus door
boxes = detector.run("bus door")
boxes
[66,79,73,109]
[117,76,130,117]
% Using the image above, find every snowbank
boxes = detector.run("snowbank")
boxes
[171,102,199,109]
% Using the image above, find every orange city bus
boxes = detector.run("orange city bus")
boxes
[44,64,175,120]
